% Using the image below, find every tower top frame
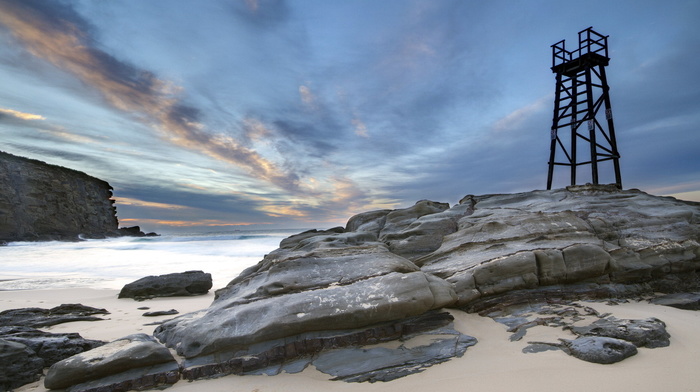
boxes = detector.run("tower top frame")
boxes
[551,27,609,76]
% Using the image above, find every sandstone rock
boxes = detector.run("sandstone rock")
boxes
[414,186,700,304]
[143,309,179,317]
[561,243,611,282]
[0,304,108,328]
[650,292,700,310]
[278,227,346,249]
[177,311,465,381]
[152,185,698,383]
[570,317,671,348]
[118,270,212,300]
[44,333,179,391]
[471,251,539,296]
[0,326,105,367]
[0,339,44,391]
[345,209,392,235]
[0,150,118,242]
[312,324,477,382]
[215,245,421,304]
[157,270,454,358]
[378,200,459,260]
[560,336,637,364]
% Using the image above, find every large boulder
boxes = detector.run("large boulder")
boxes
[561,336,638,364]
[118,270,213,300]
[44,333,179,391]
[156,243,456,359]
[0,339,44,391]
[570,317,670,348]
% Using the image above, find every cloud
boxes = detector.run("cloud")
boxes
[118,218,266,228]
[1,142,108,166]
[0,0,302,194]
[490,96,551,136]
[352,117,369,138]
[298,85,318,110]
[0,107,45,121]
[114,197,189,211]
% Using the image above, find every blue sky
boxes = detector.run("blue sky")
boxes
[1,0,699,233]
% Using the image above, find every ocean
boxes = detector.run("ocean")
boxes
[0,230,301,291]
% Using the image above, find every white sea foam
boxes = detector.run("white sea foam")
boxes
[0,230,298,291]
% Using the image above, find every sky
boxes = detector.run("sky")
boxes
[0,0,699,233]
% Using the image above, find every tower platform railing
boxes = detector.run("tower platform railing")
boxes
[551,27,609,70]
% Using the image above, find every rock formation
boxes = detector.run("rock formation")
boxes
[0,150,154,242]
[560,336,638,364]
[118,271,213,300]
[0,338,45,391]
[44,334,179,391]
[0,326,106,368]
[151,185,699,382]
[0,151,119,241]
[570,317,670,348]
[18,185,699,390]
[0,304,109,328]
[0,306,107,391]
[650,292,700,310]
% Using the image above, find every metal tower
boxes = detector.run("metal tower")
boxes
[547,27,622,190]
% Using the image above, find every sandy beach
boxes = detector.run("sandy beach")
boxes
[2,288,699,392]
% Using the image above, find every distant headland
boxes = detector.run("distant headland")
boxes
[0,151,154,242]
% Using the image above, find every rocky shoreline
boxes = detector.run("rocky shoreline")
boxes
[1,184,699,391]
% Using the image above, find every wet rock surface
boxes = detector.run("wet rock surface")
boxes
[142,309,179,317]
[157,245,456,359]
[484,298,670,364]
[0,338,44,391]
[312,323,477,382]
[561,336,638,364]
[176,311,474,382]
[118,270,213,300]
[650,292,700,310]
[44,333,179,391]
[0,326,105,367]
[0,303,109,328]
[0,310,106,391]
[570,316,670,348]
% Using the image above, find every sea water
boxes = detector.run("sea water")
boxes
[0,230,301,291]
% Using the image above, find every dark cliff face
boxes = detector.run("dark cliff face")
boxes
[0,151,119,241]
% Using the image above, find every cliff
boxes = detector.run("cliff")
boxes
[0,151,119,241]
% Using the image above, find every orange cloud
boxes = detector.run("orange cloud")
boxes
[115,197,188,210]
[0,107,45,121]
[119,218,266,227]
[258,203,308,218]
[0,2,299,193]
